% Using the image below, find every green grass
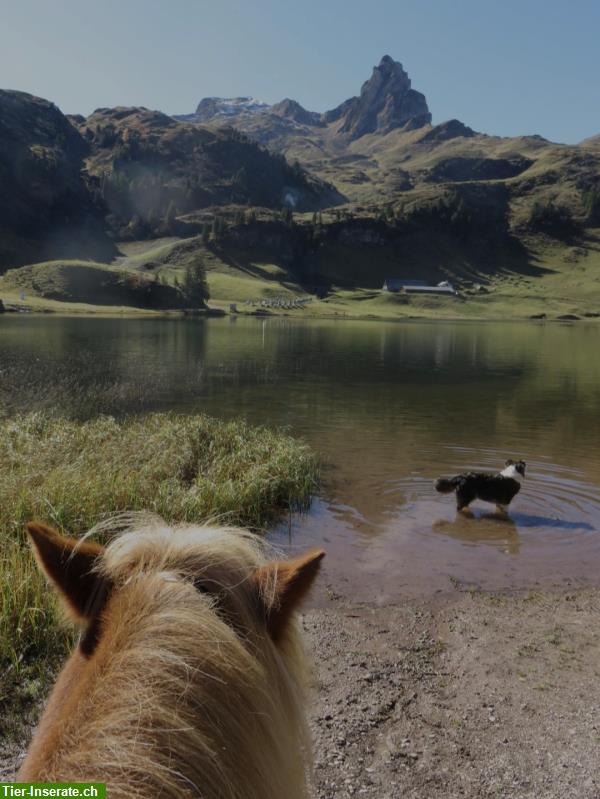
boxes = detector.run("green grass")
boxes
[267,111,595,217]
[119,237,305,302]
[3,227,600,321]
[0,411,318,738]
[117,225,600,320]
[0,259,183,311]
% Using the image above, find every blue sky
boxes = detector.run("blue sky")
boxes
[1,0,598,143]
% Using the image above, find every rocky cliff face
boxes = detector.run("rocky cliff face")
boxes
[327,56,431,139]
[0,90,114,269]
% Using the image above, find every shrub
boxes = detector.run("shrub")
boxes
[582,187,600,226]
[527,201,580,238]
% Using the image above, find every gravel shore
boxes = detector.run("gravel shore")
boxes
[306,586,600,798]
[4,585,600,798]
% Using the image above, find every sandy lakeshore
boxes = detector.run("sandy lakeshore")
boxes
[3,584,600,798]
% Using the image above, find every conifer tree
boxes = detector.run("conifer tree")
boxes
[182,255,210,307]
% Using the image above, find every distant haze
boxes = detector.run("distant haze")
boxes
[1,0,599,144]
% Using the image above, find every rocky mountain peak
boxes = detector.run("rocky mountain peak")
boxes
[329,55,432,140]
[270,98,323,127]
[377,54,405,76]
[177,56,431,141]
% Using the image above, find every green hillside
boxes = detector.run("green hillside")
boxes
[5,218,596,320]
[117,225,600,320]
[0,260,185,310]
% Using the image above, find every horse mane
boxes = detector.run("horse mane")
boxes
[22,517,314,799]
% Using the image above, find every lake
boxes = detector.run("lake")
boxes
[2,314,600,600]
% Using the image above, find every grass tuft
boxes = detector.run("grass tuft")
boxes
[0,411,318,729]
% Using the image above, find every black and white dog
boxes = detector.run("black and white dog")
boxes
[434,459,526,514]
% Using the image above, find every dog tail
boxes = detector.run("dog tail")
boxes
[434,476,462,494]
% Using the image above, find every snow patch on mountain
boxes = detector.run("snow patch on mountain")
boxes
[176,96,271,124]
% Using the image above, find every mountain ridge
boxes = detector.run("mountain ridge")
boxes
[176,55,433,140]
[1,54,599,281]
[171,55,599,230]
[0,93,342,268]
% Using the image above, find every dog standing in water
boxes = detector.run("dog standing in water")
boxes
[435,459,526,514]
[19,519,325,799]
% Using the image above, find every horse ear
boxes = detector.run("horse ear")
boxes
[26,522,105,621]
[254,548,325,643]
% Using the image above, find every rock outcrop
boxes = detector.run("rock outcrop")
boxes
[419,119,477,144]
[326,55,431,139]
[270,99,324,127]
[0,90,115,270]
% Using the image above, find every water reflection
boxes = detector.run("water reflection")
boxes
[432,513,520,555]
[508,513,595,531]
[2,315,600,597]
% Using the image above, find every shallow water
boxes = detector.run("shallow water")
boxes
[2,314,600,599]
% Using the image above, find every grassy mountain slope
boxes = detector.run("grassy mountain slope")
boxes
[76,107,342,233]
[0,93,343,271]
[199,111,600,231]
[114,225,600,319]
[181,57,599,239]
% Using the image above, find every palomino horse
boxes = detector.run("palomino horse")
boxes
[19,519,325,799]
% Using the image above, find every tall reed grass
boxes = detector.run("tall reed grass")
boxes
[0,412,318,678]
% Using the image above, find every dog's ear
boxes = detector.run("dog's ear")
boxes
[505,459,515,466]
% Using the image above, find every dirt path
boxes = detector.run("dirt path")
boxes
[3,586,600,798]
[306,587,600,798]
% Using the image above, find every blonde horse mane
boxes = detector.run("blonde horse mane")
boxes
[20,516,324,799]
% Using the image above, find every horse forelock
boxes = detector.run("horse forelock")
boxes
[20,521,312,799]
[98,519,266,580]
